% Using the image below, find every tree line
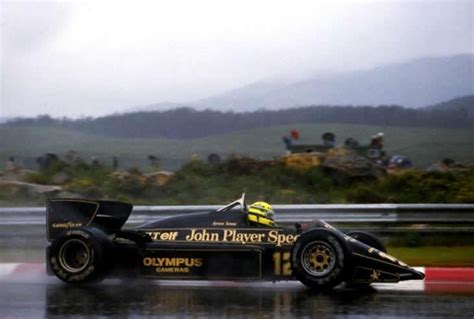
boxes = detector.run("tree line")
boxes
[4,95,473,139]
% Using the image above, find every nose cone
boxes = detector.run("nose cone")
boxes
[400,267,425,281]
[347,237,426,282]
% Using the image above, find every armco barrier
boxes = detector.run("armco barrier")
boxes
[0,204,474,226]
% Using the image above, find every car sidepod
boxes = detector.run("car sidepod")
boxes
[137,243,264,280]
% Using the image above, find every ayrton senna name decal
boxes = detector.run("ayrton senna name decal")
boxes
[145,228,299,247]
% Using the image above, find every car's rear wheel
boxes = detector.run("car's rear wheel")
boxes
[291,229,350,291]
[49,227,112,283]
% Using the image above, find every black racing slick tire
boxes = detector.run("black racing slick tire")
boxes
[291,229,351,291]
[346,231,386,253]
[48,227,112,284]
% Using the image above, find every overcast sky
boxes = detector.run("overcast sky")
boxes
[1,0,472,118]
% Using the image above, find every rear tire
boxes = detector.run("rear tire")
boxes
[49,227,112,284]
[291,229,350,291]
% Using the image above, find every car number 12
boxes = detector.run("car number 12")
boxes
[273,252,292,276]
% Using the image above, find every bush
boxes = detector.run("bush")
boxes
[24,172,52,185]
[64,178,103,198]
[8,156,474,205]
[377,169,472,203]
[346,185,387,203]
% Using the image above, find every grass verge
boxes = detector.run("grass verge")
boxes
[388,246,474,267]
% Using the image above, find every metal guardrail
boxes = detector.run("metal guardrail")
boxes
[0,204,474,226]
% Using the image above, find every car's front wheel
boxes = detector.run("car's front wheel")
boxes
[48,227,112,283]
[346,231,386,252]
[345,231,386,288]
[291,229,350,291]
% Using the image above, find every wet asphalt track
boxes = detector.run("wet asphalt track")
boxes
[1,275,473,318]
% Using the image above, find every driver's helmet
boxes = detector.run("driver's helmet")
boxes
[247,201,276,227]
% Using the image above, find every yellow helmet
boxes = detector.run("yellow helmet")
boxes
[247,201,276,227]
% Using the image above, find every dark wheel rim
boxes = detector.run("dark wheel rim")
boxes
[58,239,91,273]
[301,241,336,277]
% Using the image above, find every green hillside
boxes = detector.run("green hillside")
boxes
[6,96,474,139]
[0,123,473,171]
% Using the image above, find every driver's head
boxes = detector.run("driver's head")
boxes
[247,201,276,227]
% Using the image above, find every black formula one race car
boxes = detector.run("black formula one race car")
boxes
[46,194,424,290]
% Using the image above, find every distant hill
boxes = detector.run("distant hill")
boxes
[4,96,473,139]
[0,117,13,124]
[131,101,188,112]
[424,95,474,116]
[189,54,474,110]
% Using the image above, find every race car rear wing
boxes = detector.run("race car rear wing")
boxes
[46,199,133,241]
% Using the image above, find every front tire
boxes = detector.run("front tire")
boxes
[291,229,350,291]
[345,231,386,288]
[346,231,386,252]
[49,227,112,283]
